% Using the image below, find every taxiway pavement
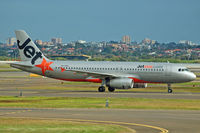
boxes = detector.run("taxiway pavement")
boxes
[0,108,200,133]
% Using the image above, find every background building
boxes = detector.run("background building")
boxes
[35,40,43,45]
[179,40,196,46]
[122,35,131,44]
[142,38,151,44]
[7,37,16,46]
[51,38,62,44]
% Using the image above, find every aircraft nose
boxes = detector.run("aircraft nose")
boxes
[187,72,196,81]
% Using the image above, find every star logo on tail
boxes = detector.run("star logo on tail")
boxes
[35,58,54,76]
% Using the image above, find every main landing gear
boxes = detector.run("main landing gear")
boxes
[98,79,115,92]
[167,84,173,93]
[108,87,115,92]
[98,86,105,92]
[98,79,106,92]
[98,86,115,92]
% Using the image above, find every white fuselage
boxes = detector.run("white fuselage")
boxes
[12,60,196,84]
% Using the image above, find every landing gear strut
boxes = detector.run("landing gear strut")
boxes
[98,79,106,92]
[167,84,173,93]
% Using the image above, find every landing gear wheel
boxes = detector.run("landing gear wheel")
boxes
[108,87,115,92]
[167,84,173,93]
[98,86,105,92]
[168,89,173,93]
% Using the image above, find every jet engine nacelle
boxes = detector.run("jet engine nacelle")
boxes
[106,78,134,89]
[133,83,148,88]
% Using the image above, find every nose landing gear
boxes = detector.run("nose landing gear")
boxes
[167,84,173,93]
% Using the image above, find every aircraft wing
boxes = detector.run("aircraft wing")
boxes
[66,69,139,79]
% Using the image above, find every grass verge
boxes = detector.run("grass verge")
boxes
[0,69,21,72]
[0,118,129,133]
[18,84,200,93]
[0,64,11,68]
[0,96,200,110]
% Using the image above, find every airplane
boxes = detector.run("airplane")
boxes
[10,30,197,93]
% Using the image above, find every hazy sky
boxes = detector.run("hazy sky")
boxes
[0,0,200,43]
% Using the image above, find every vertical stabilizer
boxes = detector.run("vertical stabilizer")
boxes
[15,30,48,65]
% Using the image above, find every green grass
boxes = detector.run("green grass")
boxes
[0,118,129,133]
[131,86,200,93]
[0,64,21,72]
[176,82,200,85]
[20,86,98,91]
[0,69,21,72]
[0,64,11,68]
[0,96,200,110]
[18,84,200,93]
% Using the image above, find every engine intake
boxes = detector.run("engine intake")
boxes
[106,78,134,89]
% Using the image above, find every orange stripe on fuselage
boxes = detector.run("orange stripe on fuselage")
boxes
[57,78,102,83]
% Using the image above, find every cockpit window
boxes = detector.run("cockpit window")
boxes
[178,68,189,72]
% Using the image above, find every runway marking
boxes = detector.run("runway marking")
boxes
[65,118,169,133]
[3,116,168,133]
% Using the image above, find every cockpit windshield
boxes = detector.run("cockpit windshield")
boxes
[178,68,189,72]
